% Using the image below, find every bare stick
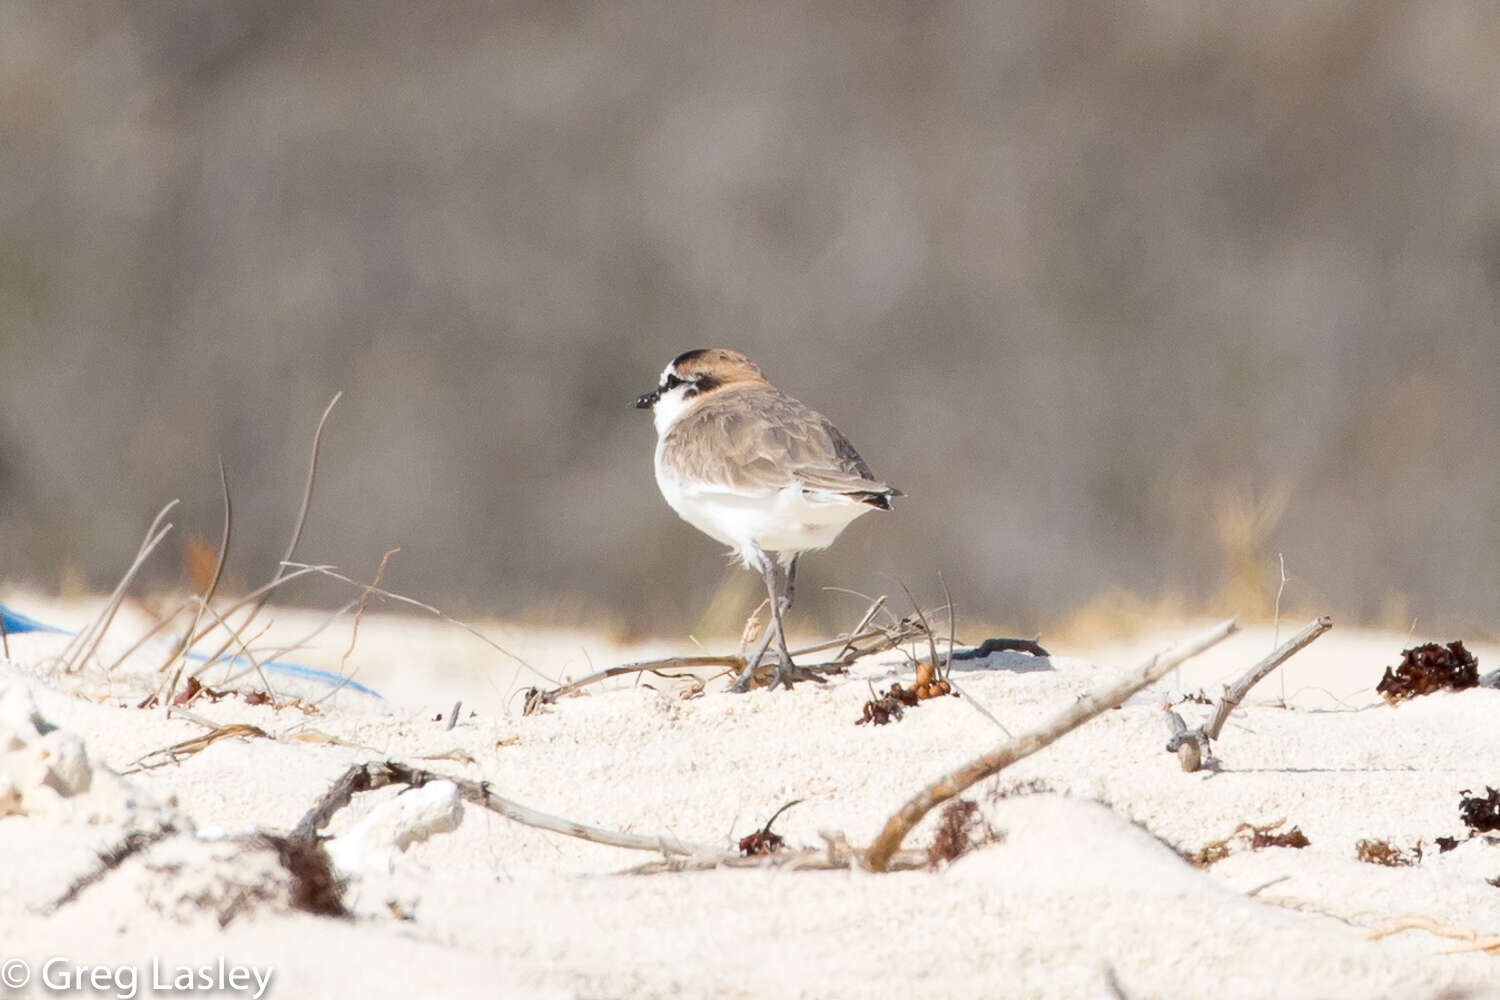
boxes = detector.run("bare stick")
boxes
[290,761,717,857]
[1164,616,1333,771]
[1206,616,1332,741]
[865,619,1237,871]
[445,701,461,731]
[161,458,232,709]
[527,619,933,712]
[47,821,180,912]
[1162,706,1203,772]
[628,847,930,874]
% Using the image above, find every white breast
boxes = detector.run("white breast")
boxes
[654,430,873,569]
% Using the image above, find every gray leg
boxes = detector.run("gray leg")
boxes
[761,559,799,690]
[729,613,777,693]
[781,556,799,616]
[729,554,781,693]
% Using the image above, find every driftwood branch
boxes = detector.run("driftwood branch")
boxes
[291,761,718,857]
[864,619,1238,872]
[1162,616,1333,772]
[524,615,935,713]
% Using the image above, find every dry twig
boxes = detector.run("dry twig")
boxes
[160,459,232,709]
[1162,616,1332,771]
[124,723,271,773]
[864,619,1238,871]
[1368,915,1500,954]
[290,761,717,857]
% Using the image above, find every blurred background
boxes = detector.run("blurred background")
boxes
[1,2,1497,641]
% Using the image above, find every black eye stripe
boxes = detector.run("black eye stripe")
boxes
[663,373,686,390]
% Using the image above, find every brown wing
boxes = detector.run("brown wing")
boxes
[662,385,899,503]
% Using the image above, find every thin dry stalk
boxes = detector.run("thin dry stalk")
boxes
[1368,915,1500,954]
[104,598,194,674]
[283,561,549,685]
[204,598,359,689]
[161,459,232,708]
[62,510,177,674]
[939,574,957,682]
[174,600,279,706]
[864,619,1238,871]
[123,723,271,773]
[290,761,717,857]
[59,499,179,669]
[183,393,341,684]
[834,595,888,661]
[896,578,943,682]
[311,548,398,706]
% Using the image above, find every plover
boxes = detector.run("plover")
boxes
[634,348,901,690]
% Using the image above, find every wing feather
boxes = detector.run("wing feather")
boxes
[661,385,899,502]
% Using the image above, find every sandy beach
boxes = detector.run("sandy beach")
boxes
[1,597,1498,999]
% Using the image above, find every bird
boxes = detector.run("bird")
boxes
[633,348,901,691]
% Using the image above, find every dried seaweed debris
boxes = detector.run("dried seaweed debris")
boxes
[1377,641,1479,703]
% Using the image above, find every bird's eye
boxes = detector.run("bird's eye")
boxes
[663,374,685,390]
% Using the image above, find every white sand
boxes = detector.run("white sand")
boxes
[1,601,1498,999]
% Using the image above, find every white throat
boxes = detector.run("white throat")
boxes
[651,384,698,436]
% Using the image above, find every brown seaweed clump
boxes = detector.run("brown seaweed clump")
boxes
[1356,838,1421,867]
[856,683,921,725]
[1460,787,1500,834]
[1376,641,1479,703]
[926,799,1000,868]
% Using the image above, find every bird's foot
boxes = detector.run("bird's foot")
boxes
[728,653,828,693]
[771,659,829,691]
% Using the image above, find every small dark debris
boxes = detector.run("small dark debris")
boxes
[172,678,202,706]
[1177,690,1213,706]
[262,835,347,918]
[171,677,234,707]
[927,799,997,868]
[1356,838,1420,867]
[386,898,416,921]
[1488,875,1500,889]
[1250,825,1310,850]
[1377,641,1479,703]
[242,690,271,706]
[988,778,1052,802]
[738,828,783,856]
[856,683,921,725]
[1190,821,1310,868]
[1460,787,1500,833]
[1436,836,1460,854]
[738,799,802,857]
[1190,840,1231,868]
